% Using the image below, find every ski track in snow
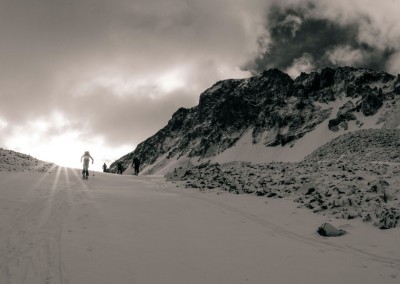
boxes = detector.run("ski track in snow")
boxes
[164,185,400,271]
[148,177,400,279]
[0,169,399,283]
[0,167,97,284]
[0,166,66,284]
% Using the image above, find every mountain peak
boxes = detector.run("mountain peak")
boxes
[111,67,400,174]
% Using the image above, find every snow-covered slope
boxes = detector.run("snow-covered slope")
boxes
[112,67,400,174]
[1,166,400,283]
[0,140,399,282]
[0,148,55,173]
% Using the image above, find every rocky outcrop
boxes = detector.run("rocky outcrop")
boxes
[358,93,383,116]
[328,101,357,131]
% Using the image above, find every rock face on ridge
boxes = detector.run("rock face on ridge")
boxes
[111,67,400,174]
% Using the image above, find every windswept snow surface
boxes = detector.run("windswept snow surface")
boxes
[0,167,400,283]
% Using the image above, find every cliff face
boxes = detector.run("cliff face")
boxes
[111,67,400,174]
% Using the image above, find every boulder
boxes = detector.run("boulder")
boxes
[317,222,346,237]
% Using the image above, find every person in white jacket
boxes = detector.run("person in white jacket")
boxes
[81,151,94,179]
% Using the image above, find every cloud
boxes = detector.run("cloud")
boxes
[244,0,400,76]
[326,45,364,66]
[387,52,400,75]
[280,14,303,37]
[286,53,315,78]
[0,0,270,157]
[1,0,399,165]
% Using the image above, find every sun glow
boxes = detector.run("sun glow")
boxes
[156,68,186,92]
[4,112,133,172]
[0,117,8,129]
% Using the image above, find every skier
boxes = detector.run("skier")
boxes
[103,163,108,172]
[117,162,123,174]
[81,151,94,179]
[132,157,140,176]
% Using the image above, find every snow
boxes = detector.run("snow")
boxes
[1,151,400,283]
[211,101,337,163]
[211,95,392,166]
[141,152,193,175]
[382,100,400,129]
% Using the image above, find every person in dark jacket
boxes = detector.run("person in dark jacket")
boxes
[117,162,123,174]
[103,163,108,172]
[132,157,140,176]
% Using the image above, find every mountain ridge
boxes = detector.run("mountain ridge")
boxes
[111,66,400,174]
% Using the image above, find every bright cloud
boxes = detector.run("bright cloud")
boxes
[286,53,315,79]
[0,118,8,129]
[326,45,364,66]
[2,112,133,171]
[5,126,133,172]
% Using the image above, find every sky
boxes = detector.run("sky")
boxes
[0,0,399,171]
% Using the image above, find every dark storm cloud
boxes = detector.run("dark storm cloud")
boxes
[244,0,400,77]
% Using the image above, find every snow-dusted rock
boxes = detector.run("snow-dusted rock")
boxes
[167,159,400,229]
[317,223,346,237]
[305,129,400,163]
[0,148,55,173]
